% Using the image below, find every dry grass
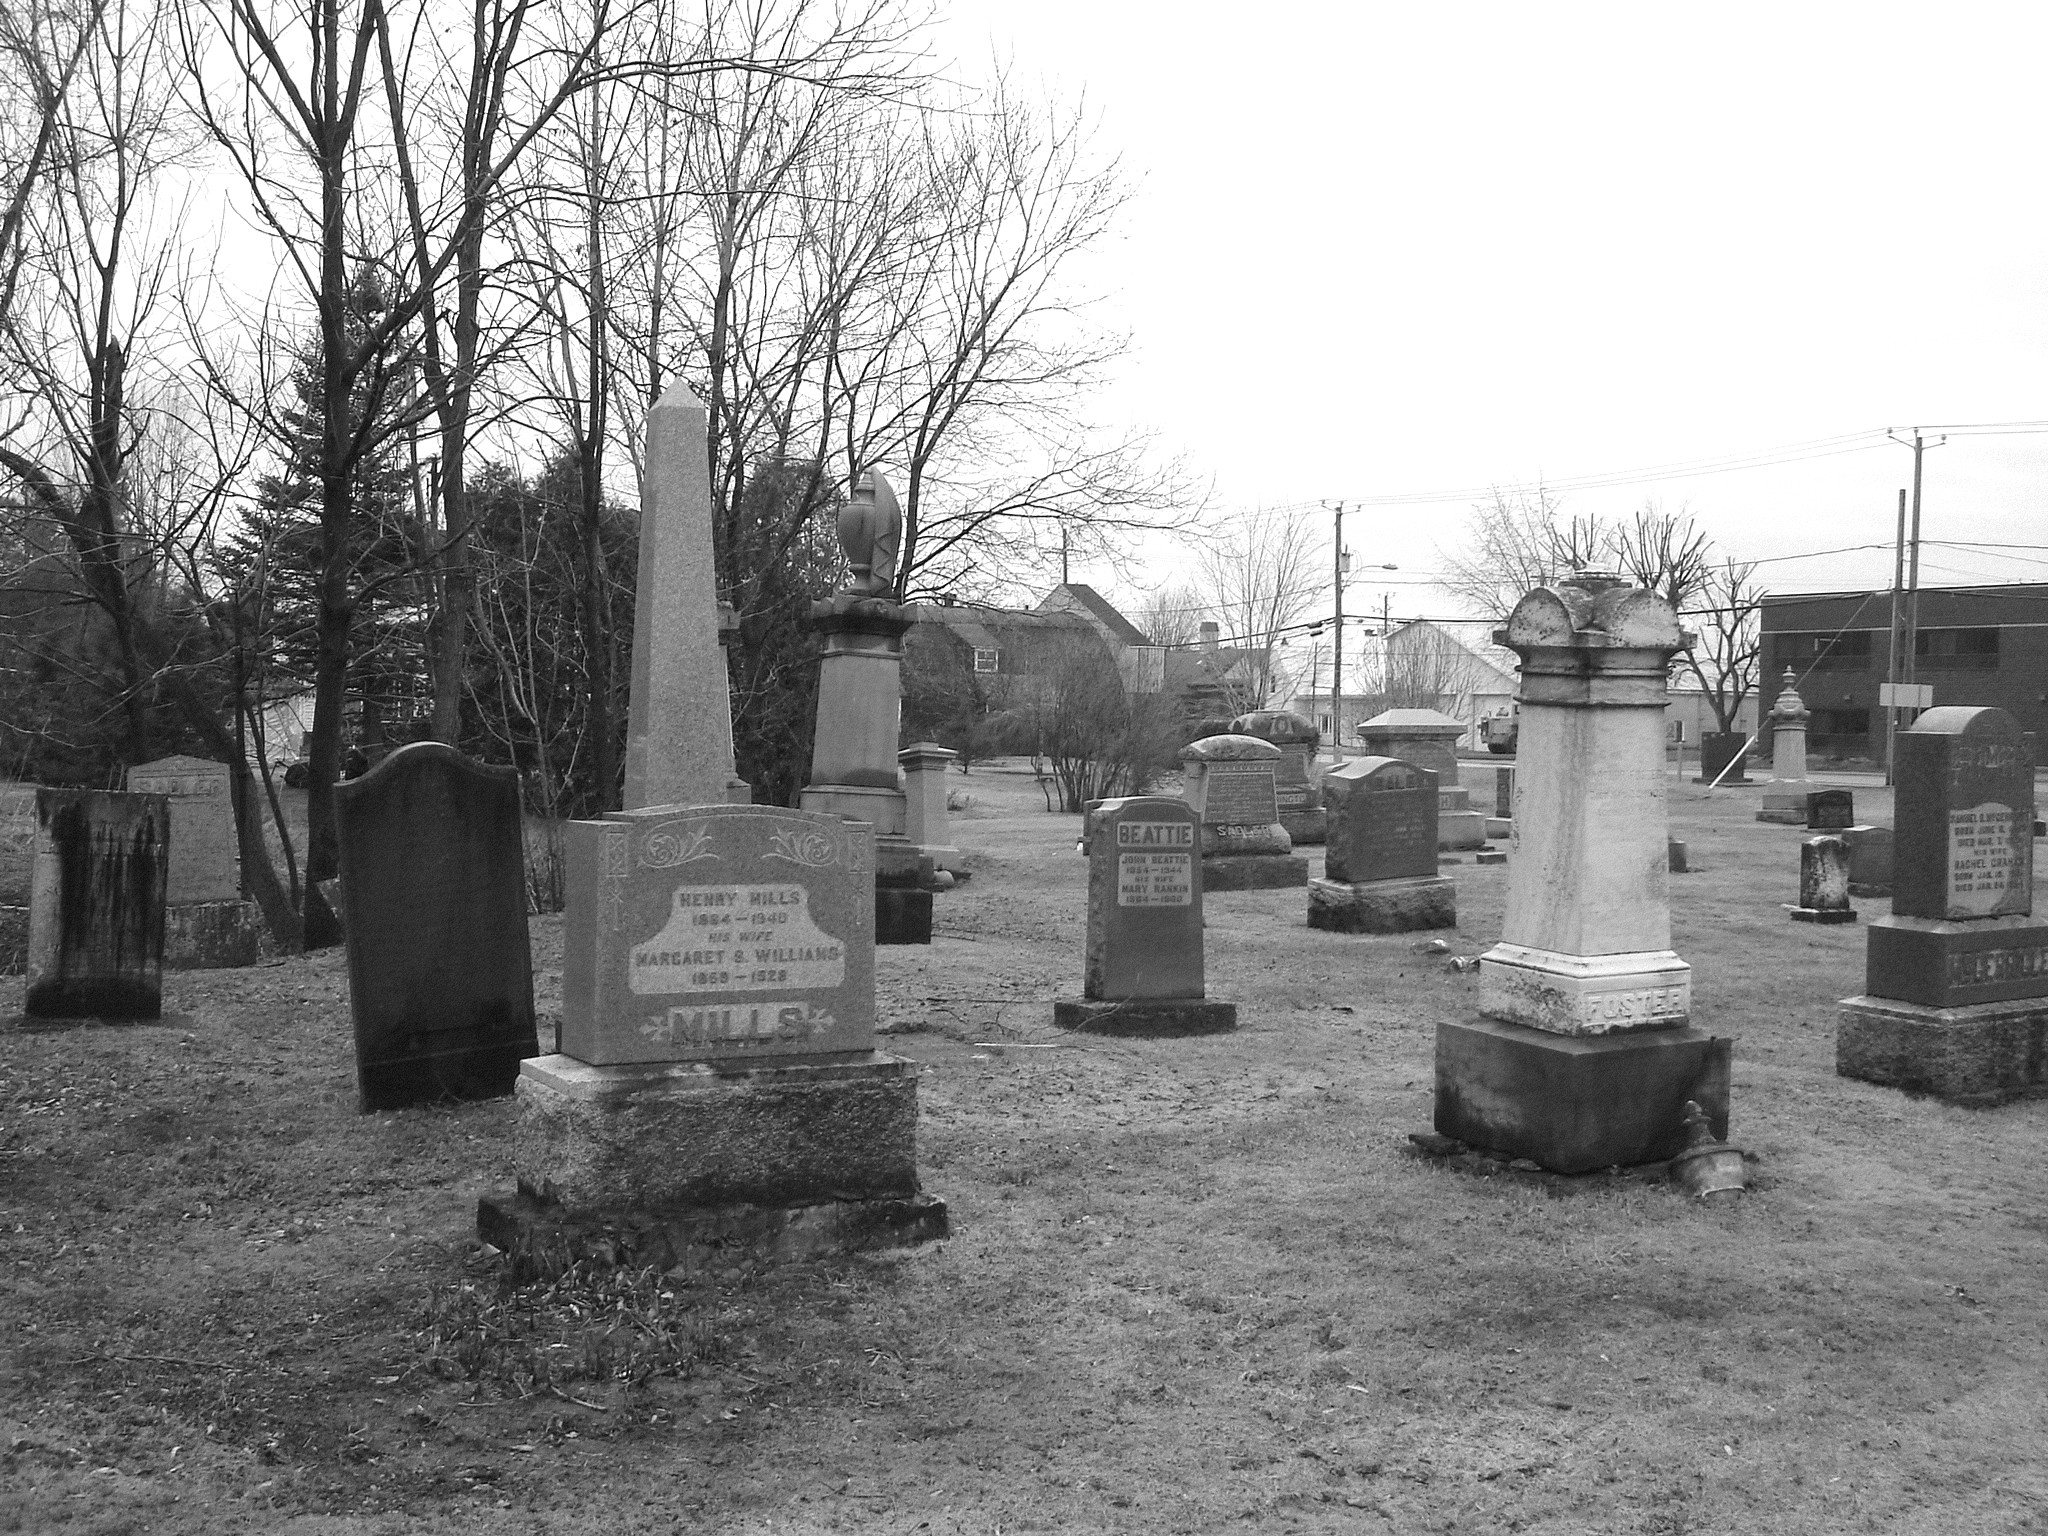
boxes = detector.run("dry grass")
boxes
[2,759,2046,1533]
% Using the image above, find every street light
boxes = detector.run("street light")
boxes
[1329,501,1398,763]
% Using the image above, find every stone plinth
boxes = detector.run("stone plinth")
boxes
[26,789,169,1020]
[1756,669,1811,823]
[1435,1019,1732,1173]
[1308,875,1455,933]
[1437,573,1718,1172]
[1837,994,2048,1105]
[899,741,964,873]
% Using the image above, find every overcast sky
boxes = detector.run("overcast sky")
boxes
[938,1,2048,624]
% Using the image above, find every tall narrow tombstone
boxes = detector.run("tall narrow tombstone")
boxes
[1839,707,2048,1101]
[1179,734,1307,890]
[1053,796,1235,1034]
[1308,757,1455,933]
[624,382,751,812]
[335,744,538,1110]
[0,782,35,974]
[1756,671,1812,823]
[125,755,261,969]
[802,471,938,943]
[1435,574,1731,1173]
[1786,836,1855,923]
[24,789,169,1019]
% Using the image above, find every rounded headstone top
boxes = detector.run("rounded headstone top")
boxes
[1230,709,1320,746]
[1768,668,1809,722]
[1357,708,1466,737]
[1179,733,1284,763]
[1497,574,1688,654]
[1903,704,2014,738]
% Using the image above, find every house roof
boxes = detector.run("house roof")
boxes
[1034,583,1151,648]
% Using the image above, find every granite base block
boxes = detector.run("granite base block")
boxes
[1786,905,1857,925]
[1202,854,1309,891]
[875,887,933,945]
[0,905,23,975]
[1865,915,2048,1009]
[1306,875,1455,934]
[1439,810,1489,851]
[477,1187,948,1282]
[512,1052,923,1211]
[1837,994,2048,1105]
[164,900,265,969]
[1052,997,1238,1036]
[1485,818,1514,839]
[1434,1017,1732,1175]
[1756,794,1808,825]
[1279,810,1327,846]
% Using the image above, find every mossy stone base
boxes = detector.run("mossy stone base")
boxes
[1837,994,2048,1105]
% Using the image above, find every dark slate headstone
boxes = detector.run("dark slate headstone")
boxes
[1082,796,1204,1000]
[1806,788,1854,832]
[1495,766,1515,819]
[1843,824,1893,896]
[25,789,169,1019]
[1892,708,2033,921]
[1322,756,1439,885]
[336,743,537,1110]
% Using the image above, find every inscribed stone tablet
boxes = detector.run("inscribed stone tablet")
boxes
[1084,797,1204,1000]
[1805,788,1854,832]
[1201,761,1279,826]
[1323,756,1439,885]
[25,789,169,1019]
[128,755,239,904]
[560,804,874,1066]
[0,783,36,905]
[335,743,537,1109]
[1893,707,2034,921]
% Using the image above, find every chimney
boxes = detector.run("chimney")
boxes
[1199,621,1219,652]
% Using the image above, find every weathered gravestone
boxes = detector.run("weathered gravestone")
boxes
[1308,757,1456,933]
[0,782,34,972]
[1806,787,1855,831]
[1179,734,1307,890]
[125,755,261,969]
[1357,709,1488,849]
[1756,670,1812,824]
[1053,796,1235,1035]
[1786,835,1855,923]
[335,743,538,1110]
[1435,574,1731,1173]
[1843,824,1893,897]
[1230,709,1325,844]
[25,789,169,1020]
[1488,764,1516,838]
[900,741,965,875]
[1839,706,2048,1102]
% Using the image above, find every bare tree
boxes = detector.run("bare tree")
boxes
[0,0,106,323]
[1192,504,1320,716]
[1132,581,1200,648]
[1679,557,1764,737]
[1434,485,1589,620]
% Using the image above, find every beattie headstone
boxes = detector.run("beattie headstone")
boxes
[1308,756,1455,933]
[1435,574,1730,1173]
[1839,706,2048,1102]
[1054,796,1235,1034]
[24,789,169,1020]
[1179,734,1307,890]
[336,743,538,1110]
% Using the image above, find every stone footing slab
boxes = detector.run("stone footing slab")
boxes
[1307,875,1455,934]
[1786,905,1857,925]
[513,1052,922,1211]
[1052,997,1238,1036]
[1202,854,1308,892]
[0,905,22,974]
[477,1186,948,1283]
[1837,993,2048,1104]
[1756,791,1808,825]
[1435,1018,1732,1174]
[165,900,265,969]
[876,887,933,945]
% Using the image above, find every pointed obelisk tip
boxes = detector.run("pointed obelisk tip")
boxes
[653,378,705,414]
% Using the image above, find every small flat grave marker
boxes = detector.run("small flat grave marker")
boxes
[1806,788,1855,832]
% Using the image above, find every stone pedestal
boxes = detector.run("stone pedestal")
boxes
[1308,874,1455,933]
[1837,994,2048,1105]
[899,742,964,873]
[1755,670,1811,823]
[1436,573,1725,1171]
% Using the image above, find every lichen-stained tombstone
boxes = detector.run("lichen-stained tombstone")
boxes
[559,805,875,1065]
[1309,757,1455,933]
[1179,734,1307,891]
[0,782,37,974]
[1787,836,1856,923]
[1840,706,2048,1102]
[125,755,261,969]
[25,789,170,1020]
[1053,797,1235,1035]
[1435,574,1731,1173]
[335,743,538,1110]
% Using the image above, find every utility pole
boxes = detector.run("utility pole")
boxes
[1886,427,1946,768]
[1330,502,1346,763]
[1884,487,1906,782]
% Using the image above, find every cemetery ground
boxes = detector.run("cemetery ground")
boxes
[4,766,2047,1536]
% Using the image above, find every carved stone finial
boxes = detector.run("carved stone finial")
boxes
[838,471,903,598]
[1771,668,1808,721]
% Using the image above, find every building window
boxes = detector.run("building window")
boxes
[973,647,999,673]
[1916,627,1999,669]
[1813,708,1871,738]
[1771,631,1873,670]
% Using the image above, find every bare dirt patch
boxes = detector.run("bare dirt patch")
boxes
[4,762,2047,1533]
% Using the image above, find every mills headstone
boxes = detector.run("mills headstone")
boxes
[1308,756,1455,933]
[25,789,170,1019]
[1840,706,2048,1102]
[335,743,537,1110]
[1053,796,1235,1034]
